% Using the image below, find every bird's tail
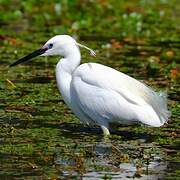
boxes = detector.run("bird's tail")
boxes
[156,92,171,125]
[135,91,171,127]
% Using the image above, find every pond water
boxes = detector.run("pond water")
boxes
[0,0,179,179]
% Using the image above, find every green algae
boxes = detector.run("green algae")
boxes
[0,0,179,179]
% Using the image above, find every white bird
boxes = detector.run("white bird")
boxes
[10,35,170,136]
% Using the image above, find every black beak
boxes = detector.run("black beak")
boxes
[10,48,47,67]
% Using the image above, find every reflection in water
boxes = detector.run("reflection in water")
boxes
[54,142,167,179]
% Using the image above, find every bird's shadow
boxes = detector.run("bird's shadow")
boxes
[33,121,154,142]
[3,115,154,142]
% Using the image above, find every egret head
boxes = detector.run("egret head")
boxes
[10,35,95,67]
[41,35,77,57]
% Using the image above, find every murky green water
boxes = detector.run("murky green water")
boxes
[0,0,179,179]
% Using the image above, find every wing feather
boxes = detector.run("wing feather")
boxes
[72,63,170,125]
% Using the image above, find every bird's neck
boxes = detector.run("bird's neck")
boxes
[59,45,81,74]
[55,45,81,106]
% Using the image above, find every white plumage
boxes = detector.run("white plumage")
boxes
[71,63,169,126]
[11,35,171,135]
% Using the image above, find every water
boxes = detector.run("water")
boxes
[0,0,179,179]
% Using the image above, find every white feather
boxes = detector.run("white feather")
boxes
[71,63,170,127]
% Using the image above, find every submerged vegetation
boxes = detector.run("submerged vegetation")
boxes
[0,0,179,179]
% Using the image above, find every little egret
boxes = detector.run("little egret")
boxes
[10,35,170,135]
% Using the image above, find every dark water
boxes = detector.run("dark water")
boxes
[0,0,179,179]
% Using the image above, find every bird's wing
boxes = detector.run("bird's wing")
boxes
[72,63,170,124]
[71,69,137,126]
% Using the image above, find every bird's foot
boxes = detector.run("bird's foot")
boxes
[101,125,110,137]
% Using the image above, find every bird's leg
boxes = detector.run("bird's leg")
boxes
[100,125,110,136]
